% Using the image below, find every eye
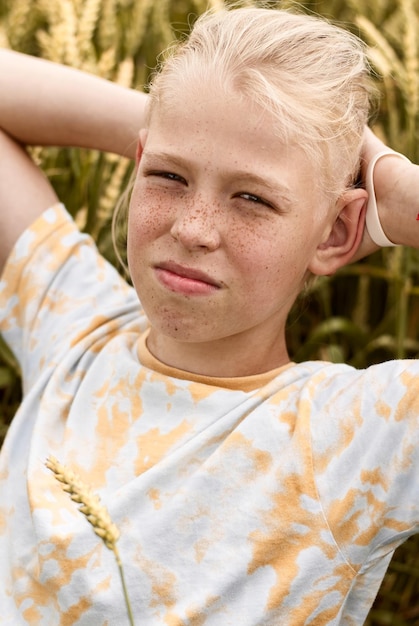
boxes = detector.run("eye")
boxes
[238,192,274,209]
[147,170,187,185]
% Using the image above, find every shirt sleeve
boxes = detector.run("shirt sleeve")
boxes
[0,204,144,394]
[309,360,419,565]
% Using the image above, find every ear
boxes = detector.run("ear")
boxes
[308,188,368,276]
[135,128,148,166]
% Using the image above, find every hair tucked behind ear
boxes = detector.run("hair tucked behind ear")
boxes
[148,6,376,201]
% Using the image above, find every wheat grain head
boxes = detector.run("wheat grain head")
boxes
[45,455,120,552]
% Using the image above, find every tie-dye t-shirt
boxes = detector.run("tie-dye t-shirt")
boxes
[0,204,418,626]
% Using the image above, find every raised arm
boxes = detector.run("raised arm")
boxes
[0,49,149,157]
[0,50,149,273]
[354,128,419,260]
[0,129,59,272]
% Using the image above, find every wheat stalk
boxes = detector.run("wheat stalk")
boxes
[62,0,82,67]
[115,56,135,88]
[36,0,67,63]
[97,0,118,52]
[356,15,407,82]
[192,0,226,11]
[151,0,174,50]
[97,45,118,79]
[93,155,132,238]
[45,455,136,625]
[77,0,103,59]
[5,0,33,49]
[125,0,155,58]
[400,0,419,147]
[0,35,8,50]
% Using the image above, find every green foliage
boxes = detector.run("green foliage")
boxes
[0,1,418,624]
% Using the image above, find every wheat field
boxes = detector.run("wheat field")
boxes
[0,0,418,623]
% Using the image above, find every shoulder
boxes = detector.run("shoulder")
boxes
[306,359,419,500]
[307,358,419,414]
[0,203,144,388]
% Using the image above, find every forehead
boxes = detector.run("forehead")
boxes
[145,85,320,199]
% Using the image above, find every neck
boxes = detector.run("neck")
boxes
[146,328,290,378]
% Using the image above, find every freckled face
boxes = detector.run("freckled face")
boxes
[127,86,331,372]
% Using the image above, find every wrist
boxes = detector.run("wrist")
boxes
[367,152,415,247]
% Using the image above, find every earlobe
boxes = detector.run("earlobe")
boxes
[309,189,367,276]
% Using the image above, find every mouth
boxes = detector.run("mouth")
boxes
[154,261,222,295]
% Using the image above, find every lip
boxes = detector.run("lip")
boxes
[154,261,222,295]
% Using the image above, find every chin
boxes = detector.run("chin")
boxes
[147,312,206,342]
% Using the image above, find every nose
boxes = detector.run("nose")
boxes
[170,197,222,252]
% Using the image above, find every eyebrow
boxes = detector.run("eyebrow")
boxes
[142,150,295,204]
[231,171,294,203]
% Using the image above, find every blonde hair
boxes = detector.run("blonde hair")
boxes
[148,6,376,201]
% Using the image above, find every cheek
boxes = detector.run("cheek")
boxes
[226,219,283,272]
[228,221,308,293]
[127,186,171,246]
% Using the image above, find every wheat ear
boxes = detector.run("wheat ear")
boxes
[45,456,135,625]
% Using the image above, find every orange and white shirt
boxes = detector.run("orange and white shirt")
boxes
[0,204,418,625]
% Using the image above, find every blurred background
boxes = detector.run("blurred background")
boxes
[0,0,418,623]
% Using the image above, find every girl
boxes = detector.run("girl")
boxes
[0,6,418,625]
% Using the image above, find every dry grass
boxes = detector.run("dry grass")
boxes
[0,0,418,623]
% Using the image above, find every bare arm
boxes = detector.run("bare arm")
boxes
[0,50,149,273]
[0,49,149,158]
[354,128,419,260]
[0,130,59,271]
